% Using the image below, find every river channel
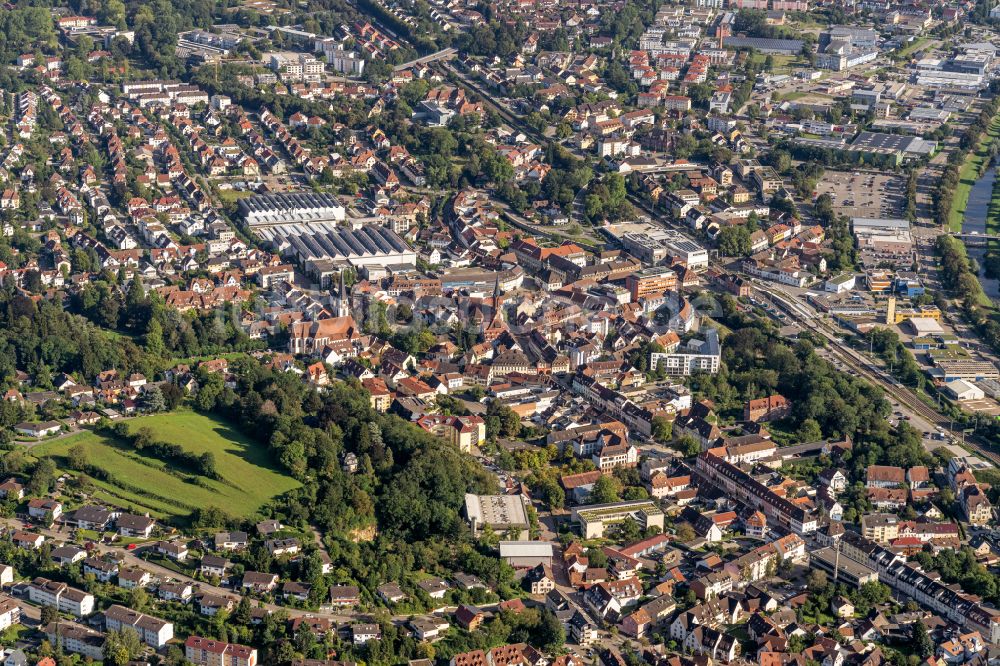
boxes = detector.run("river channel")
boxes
[962,165,1000,300]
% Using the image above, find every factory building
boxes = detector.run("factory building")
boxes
[238,192,346,227]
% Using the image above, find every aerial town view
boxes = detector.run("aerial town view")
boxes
[6,0,1000,663]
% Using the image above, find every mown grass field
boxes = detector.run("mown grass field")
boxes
[32,411,299,521]
[948,111,1000,232]
[215,188,254,204]
[748,53,801,75]
[895,37,935,60]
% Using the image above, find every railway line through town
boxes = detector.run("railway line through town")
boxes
[752,281,1000,467]
[372,2,1000,469]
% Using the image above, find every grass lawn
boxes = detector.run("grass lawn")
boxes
[788,14,825,30]
[701,317,732,338]
[749,53,800,73]
[144,552,197,577]
[216,188,254,204]
[987,159,1000,251]
[0,624,28,645]
[77,529,101,542]
[725,624,750,643]
[749,53,798,70]
[770,55,799,73]
[948,110,1000,232]
[761,419,800,447]
[895,37,932,59]
[33,411,299,522]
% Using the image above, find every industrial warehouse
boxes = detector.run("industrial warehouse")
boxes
[256,223,416,274]
[238,191,346,226]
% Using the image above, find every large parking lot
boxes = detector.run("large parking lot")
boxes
[814,170,906,219]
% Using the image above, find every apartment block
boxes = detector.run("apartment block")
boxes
[185,636,258,666]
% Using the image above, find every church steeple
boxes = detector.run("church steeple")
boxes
[484,274,507,342]
[336,268,349,318]
[493,274,501,309]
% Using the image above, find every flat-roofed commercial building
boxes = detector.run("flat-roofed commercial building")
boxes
[440,267,524,294]
[722,36,804,54]
[605,224,707,270]
[825,26,877,48]
[849,132,937,162]
[464,494,531,540]
[853,218,915,268]
[626,266,678,300]
[816,27,878,71]
[916,70,985,92]
[810,546,879,588]
[660,231,709,270]
[852,218,913,254]
[620,232,671,264]
[932,359,1000,382]
[909,107,951,122]
[499,541,555,568]
[572,500,665,538]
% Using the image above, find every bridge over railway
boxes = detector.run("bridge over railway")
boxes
[394,47,457,71]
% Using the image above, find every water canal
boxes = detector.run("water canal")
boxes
[962,165,1000,300]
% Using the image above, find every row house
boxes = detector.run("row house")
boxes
[104,605,173,648]
[29,578,94,617]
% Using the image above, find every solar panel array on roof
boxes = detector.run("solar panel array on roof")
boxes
[240,191,340,213]
[256,223,416,268]
[723,36,804,54]
[238,192,346,226]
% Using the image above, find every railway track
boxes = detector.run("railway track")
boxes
[752,282,1000,467]
[828,341,1000,467]
[422,27,1000,468]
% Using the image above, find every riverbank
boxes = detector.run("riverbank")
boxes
[989,160,1000,245]
[979,159,1000,297]
[962,165,1000,303]
[948,111,1000,232]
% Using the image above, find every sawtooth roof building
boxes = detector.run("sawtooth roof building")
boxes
[238,191,346,226]
[257,223,416,269]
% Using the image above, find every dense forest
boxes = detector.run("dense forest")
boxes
[193,363,497,538]
[0,276,260,386]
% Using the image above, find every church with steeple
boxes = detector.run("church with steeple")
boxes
[482,276,508,342]
[335,268,350,318]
